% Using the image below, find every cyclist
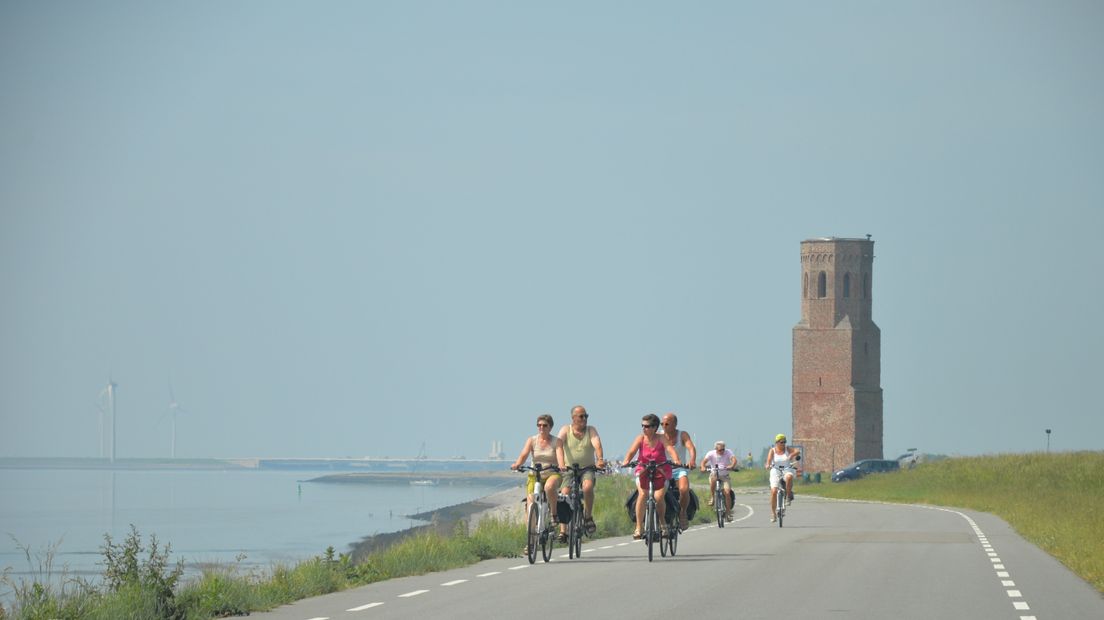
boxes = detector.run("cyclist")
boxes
[765,433,801,523]
[510,414,566,540]
[660,412,697,531]
[557,405,606,541]
[622,413,682,539]
[699,440,738,522]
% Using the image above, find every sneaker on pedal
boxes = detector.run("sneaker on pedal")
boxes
[770,515,777,523]
[706,497,713,506]
[786,498,792,506]
[725,512,734,522]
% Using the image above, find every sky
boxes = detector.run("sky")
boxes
[2,1,1102,464]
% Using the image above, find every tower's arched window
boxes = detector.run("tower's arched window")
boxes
[843,273,851,298]
[863,273,870,299]
[803,272,809,298]
[817,271,827,298]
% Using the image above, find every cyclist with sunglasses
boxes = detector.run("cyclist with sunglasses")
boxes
[765,433,801,523]
[557,405,606,541]
[622,413,683,539]
[511,414,566,530]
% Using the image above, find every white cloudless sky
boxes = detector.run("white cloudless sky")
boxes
[2,1,1102,464]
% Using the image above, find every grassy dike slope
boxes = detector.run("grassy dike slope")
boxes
[799,451,1104,593]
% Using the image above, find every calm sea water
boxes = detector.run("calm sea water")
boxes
[0,469,511,585]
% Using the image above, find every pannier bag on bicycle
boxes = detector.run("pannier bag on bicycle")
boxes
[556,496,573,523]
[625,487,699,523]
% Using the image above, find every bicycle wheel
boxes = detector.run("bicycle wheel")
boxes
[572,507,582,558]
[668,526,678,556]
[568,509,580,559]
[526,502,539,564]
[659,514,668,558]
[541,511,554,562]
[715,489,725,528]
[777,490,785,528]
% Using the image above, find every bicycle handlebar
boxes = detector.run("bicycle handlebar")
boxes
[624,460,686,469]
[515,464,562,474]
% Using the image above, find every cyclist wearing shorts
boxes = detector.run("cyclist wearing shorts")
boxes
[622,413,682,539]
[700,440,737,521]
[557,405,606,541]
[510,414,566,525]
[765,433,801,523]
[660,412,697,531]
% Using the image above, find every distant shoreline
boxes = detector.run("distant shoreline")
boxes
[307,471,515,486]
[0,457,512,473]
[347,486,523,562]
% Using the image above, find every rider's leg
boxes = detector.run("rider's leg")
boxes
[707,474,717,504]
[543,475,560,523]
[633,483,647,535]
[582,477,595,518]
[785,473,794,504]
[723,478,733,516]
[654,485,667,530]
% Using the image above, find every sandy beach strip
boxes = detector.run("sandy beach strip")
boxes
[347,485,526,562]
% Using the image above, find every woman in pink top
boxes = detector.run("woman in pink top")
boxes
[621,413,683,539]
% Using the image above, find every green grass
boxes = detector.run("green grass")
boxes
[798,451,1104,593]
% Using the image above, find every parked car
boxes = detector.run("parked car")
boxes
[831,458,900,482]
[896,451,920,469]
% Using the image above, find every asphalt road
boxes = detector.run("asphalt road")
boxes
[234,494,1102,620]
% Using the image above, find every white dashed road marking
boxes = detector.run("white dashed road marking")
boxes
[923,505,1036,618]
[477,571,500,577]
[441,579,467,586]
[397,589,428,598]
[347,602,384,611]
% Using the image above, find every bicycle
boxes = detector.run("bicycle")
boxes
[626,460,683,562]
[562,463,598,560]
[663,465,690,556]
[517,464,560,563]
[707,463,732,528]
[772,462,796,528]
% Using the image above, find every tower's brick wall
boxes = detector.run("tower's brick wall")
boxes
[792,238,883,473]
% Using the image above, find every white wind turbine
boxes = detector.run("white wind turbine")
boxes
[99,376,118,463]
[95,400,105,458]
[166,381,185,459]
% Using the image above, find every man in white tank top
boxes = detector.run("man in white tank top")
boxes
[661,412,698,531]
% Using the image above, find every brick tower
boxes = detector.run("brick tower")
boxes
[792,237,883,473]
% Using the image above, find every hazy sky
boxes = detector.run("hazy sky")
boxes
[2,1,1101,463]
